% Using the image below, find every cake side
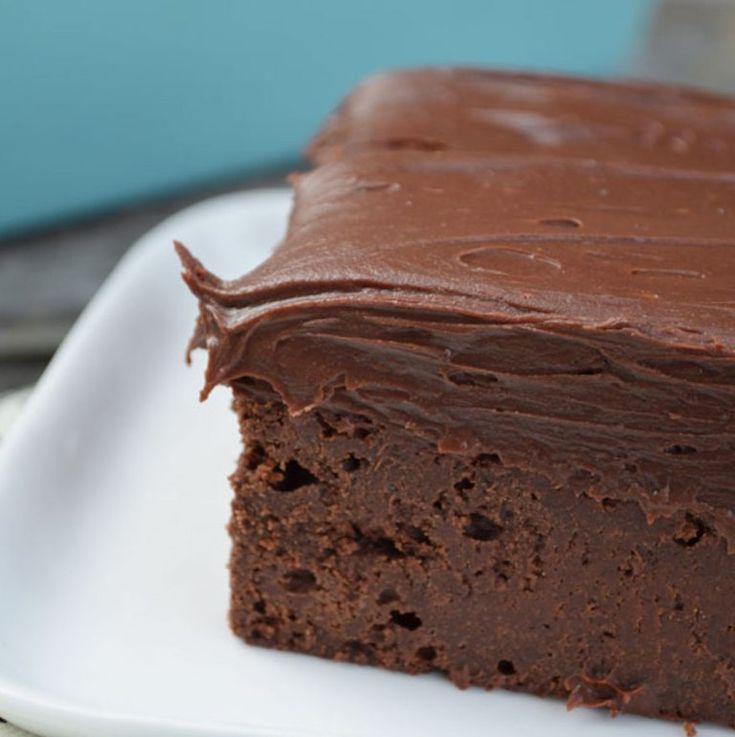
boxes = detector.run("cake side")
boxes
[228,380,735,727]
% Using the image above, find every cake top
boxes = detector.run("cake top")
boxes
[182,68,735,382]
[310,67,735,171]
[226,149,734,351]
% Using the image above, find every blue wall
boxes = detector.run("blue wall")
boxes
[0,1,654,235]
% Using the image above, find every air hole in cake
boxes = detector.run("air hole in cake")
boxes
[282,569,317,593]
[353,524,405,559]
[538,217,582,228]
[498,659,516,676]
[377,588,399,605]
[665,444,697,456]
[454,477,475,491]
[406,525,431,544]
[417,646,437,661]
[673,514,709,547]
[390,610,423,631]
[371,537,403,558]
[272,459,318,492]
[246,444,265,470]
[601,497,619,510]
[253,600,266,614]
[464,513,503,541]
[474,452,502,465]
[342,454,362,472]
[316,414,336,438]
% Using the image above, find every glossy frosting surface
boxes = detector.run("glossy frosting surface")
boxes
[179,68,735,547]
[310,67,735,171]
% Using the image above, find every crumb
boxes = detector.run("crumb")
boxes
[683,721,697,737]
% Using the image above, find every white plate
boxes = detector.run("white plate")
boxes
[0,190,724,737]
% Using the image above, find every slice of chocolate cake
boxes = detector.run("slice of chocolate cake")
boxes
[178,68,735,729]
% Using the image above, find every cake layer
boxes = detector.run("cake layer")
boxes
[309,68,735,172]
[228,384,735,727]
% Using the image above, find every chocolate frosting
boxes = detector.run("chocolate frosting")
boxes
[310,67,735,171]
[178,68,735,550]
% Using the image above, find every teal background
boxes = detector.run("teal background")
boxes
[0,1,655,236]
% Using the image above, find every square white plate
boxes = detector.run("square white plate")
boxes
[0,190,724,737]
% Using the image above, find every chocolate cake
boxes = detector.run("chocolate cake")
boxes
[178,68,735,728]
